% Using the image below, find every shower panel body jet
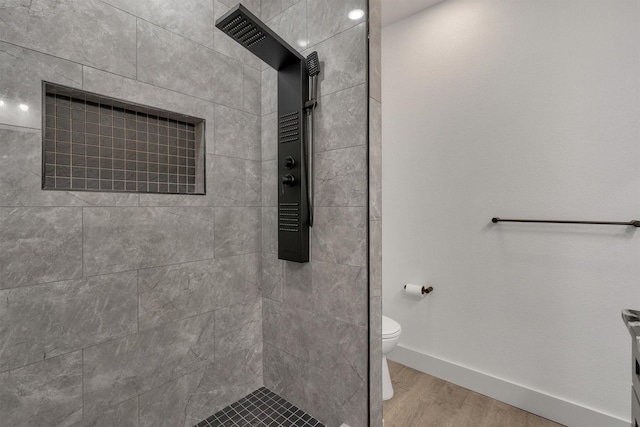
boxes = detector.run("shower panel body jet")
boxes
[215,4,312,263]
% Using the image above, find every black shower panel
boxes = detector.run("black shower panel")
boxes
[215,4,310,263]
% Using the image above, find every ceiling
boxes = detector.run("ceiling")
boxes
[380,0,445,26]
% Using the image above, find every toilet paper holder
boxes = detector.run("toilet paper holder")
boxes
[404,285,434,295]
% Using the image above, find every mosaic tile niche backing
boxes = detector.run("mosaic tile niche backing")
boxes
[43,83,205,194]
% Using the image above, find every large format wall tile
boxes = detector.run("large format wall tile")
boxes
[138,256,256,331]
[69,398,138,427]
[315,145,367,207]
[214,105,261,161]
[0,271,137,373]
[136,20,218,103]
[83,207,214,276]
[266,0,307,51]
[311,261,368,327]
[261,253,285,302]
[0,0,136,78]
[307,0,366,47]
[0,207,82,289]
[311,207,367,267]
[138,351,248,427]
[261,0,301,22]
[369,98,382,220]
[307,23,366,96]
[83,312,216,416]
[0,352,83,426]
[215,298,262,359]
[101,0,214,48]
[0,126,138,207]
[315,85,367,152]
[0,42,82,129]
[214,207,261,257]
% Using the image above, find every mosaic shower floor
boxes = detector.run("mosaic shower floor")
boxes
[194,387,325,427]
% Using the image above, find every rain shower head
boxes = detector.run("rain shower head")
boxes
[215,4,304,70]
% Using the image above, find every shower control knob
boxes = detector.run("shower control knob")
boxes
[284,156,295,169]
[282,174,295,186]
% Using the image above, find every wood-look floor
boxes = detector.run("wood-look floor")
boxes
[383,361,565,427]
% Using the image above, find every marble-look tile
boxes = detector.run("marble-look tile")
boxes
[83,312,216,416]
[307,313,368,388]
[261,68,278,115]
[0,352,83,426]
[311,207,367,267]
[0,272,137,373]
[308,23,366,97]
[261,253,284,302]
[262,207,278,254]
[246,342,264,390]
[219,0,261,13]
[0,0,136,78]
[215,298,262,359]
[213,0,263,71]
[137,20,217,103]
[263,299,311,362]
[82,67,215,155]
[262,112,278,161]
[283,260,312,310]
[138,256,255,331]
[214,105,261,161]
[245,160,262,206]
[312,261,367,327]
[210,155,246,206]
[214,207,262,257]
[261,160,278,207]
[341,381,369,427]
[0,126,139,207]
[212,49,246,111]
[263,343,310,410]
[315,145,367,207]
[83,207,214,276]
[369,98,382,219]
[139,351,248,427]
[244,65,262,116]
[0,207,82,289]
[0,42,82,129]
[370,220,382,298]
[266,0,307,52]
[245,252,262,289]
[69,397,138,427]
[261,0,301,22]
[369,0,382,103]
[315,84,367,152]
[101,0,214,48]
[307,0,366,47]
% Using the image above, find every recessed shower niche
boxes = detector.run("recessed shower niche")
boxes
[42,82,206,194]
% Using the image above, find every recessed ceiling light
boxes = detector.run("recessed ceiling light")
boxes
[348,9,365,20]
[19,104,29,112]
[297,39,308,48]
[0,100,5,107]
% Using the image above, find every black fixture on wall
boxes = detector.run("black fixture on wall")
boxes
[216,4,319,263]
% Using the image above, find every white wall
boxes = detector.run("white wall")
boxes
[382,0,640,424]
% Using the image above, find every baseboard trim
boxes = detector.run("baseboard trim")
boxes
[389,345,628,427]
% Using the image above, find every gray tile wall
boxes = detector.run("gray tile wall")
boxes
[369,0,383,425]
[0,1,262,426]
[260,1,372,427]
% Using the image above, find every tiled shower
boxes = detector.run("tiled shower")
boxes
[0,0,382,426]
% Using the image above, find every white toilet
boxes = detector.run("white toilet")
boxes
[382,315,402,400]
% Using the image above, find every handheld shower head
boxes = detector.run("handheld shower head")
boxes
[306,51,320,77]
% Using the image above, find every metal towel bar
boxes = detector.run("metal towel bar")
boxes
[492,217,640,227]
